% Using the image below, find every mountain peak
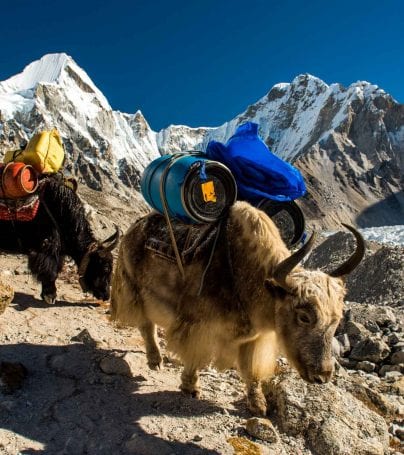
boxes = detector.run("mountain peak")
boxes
[0,53,71,94]
[0,53,111,119]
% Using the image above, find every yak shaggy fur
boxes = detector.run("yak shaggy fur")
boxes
[0,176,118,304]
[111,201,346,415]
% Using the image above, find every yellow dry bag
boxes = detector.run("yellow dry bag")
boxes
[4,128,65,174]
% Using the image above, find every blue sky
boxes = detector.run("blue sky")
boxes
[1,0,403,130]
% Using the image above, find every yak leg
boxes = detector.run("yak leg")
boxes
[238,339,270,416]
[40,280,57,305]
[180,365,200,398]
[139,321,162,370]
[28,247,62,305]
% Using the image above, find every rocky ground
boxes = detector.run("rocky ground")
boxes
[0,229,403,454]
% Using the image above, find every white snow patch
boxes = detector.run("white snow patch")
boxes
[360,225,404,246]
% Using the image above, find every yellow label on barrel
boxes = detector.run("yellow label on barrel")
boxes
[201,181,217,203]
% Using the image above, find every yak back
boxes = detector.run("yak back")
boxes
[0,175,93,255]
[138,207,277,314]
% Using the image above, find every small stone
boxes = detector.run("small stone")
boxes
[388,333,401,346]
[391,350,404,365]
[99,354,132,377]
[193,435,203,442]
[385,371,402,381]
[356,361,375,373]
[336,334,350,355]
[345,321,370,346]
[366,320,380,333]
[246,417,279,443]
[338,358,357,369]
[0,280,14,315]
[227,437,263,455]
[378,364,402,376]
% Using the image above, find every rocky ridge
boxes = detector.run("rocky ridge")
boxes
[1,53,403,229]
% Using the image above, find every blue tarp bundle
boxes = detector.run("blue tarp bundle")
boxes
[205,122,306,202]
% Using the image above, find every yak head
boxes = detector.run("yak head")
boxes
[78,227,120,301]
[265,225,365,384]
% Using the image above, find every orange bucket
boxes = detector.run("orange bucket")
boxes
[1,162,38,199]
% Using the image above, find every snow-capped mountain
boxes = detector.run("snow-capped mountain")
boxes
[0,53,160,194]
[0,53,403,228]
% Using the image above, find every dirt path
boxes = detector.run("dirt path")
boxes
[0,254,260,455]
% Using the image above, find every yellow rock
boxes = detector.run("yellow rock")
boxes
[228,436,263,455]
[0,281,14,315]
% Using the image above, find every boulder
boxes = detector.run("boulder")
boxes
[350,338,390,363]
[266,371,389,455]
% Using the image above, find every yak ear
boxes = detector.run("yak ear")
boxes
[101,225,120,252]
[264,278,289,299]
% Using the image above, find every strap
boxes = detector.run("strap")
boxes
[159,155,185,280]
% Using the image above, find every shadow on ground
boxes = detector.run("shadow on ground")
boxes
[0,341,222,454]
[11,292,101,311]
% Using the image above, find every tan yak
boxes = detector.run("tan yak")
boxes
[110,201,364,415]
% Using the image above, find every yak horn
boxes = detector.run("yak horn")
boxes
[273,232,317,289]
[329,224,365,277]
[101,225,120,252]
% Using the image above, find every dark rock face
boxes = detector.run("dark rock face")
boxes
[306,231,404,306]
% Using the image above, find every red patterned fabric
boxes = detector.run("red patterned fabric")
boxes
[0,194,40,222]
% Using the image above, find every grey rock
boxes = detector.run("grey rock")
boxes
[387,333,401,346]
[350,338,390,363]
[344,321,370,347]
[335,334,350,355]
[338,358,357,369]
[246,417,279,443]
[99,354,131,377]
[378,364,403,376]
[385,371,403,381]
[267,371,389,455]
[391,350,404,365]
[356,361,376,373]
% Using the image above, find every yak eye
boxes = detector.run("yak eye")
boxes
[296,309,312,326]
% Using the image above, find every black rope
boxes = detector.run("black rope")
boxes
[197,218,224,296]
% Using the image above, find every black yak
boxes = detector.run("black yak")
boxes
[0,176,119,304]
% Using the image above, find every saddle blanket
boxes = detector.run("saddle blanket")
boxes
[144,213,221,265]
[0,194,40,222]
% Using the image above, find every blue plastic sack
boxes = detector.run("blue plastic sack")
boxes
[205,122,306,202]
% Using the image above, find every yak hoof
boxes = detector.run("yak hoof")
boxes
[147,360,162,371]
[42,294,56,305]
[180,385,201,399]
[247,395,267,416]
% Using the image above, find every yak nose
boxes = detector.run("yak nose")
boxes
[311,361,335,384]
[312,372,331,384]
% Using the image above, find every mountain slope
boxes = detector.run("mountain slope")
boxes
[0,53,403,228]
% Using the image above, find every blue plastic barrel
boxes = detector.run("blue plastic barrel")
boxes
[141,153,237,224]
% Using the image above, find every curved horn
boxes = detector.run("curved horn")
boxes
[101,225,120,252]
[329,224,365,277]
[273,232,317,288]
